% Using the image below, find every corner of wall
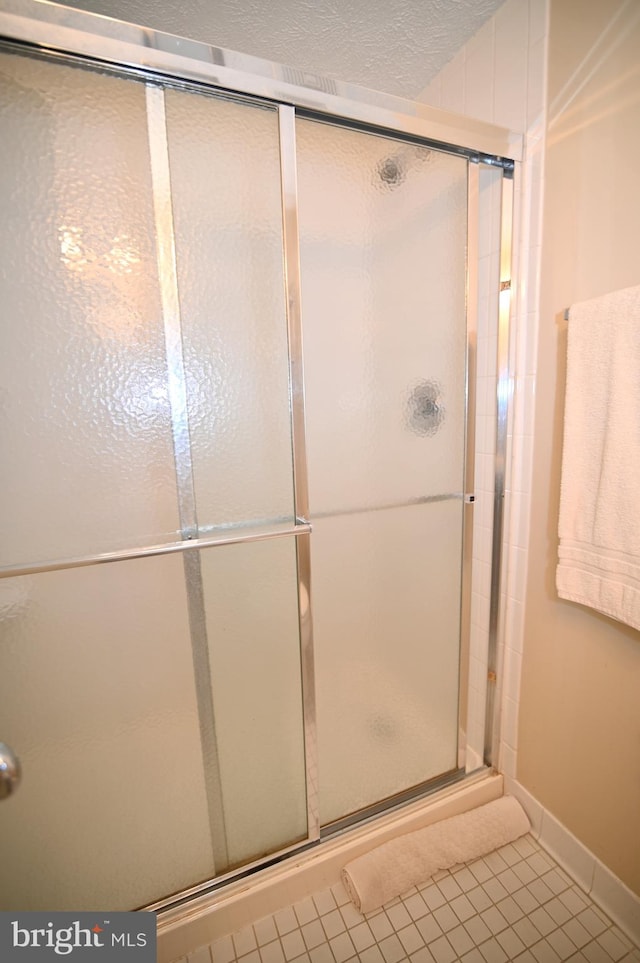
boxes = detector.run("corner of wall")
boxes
[505,776,640,947]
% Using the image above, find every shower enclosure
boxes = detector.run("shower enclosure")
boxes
[0,0,516,915]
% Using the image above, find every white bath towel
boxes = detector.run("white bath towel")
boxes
[557,285,640,630]
[341,795,530,914]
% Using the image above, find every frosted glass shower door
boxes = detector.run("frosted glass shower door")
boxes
[296,119,469,825]
[0,48,308,910]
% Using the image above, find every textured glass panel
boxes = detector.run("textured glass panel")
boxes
[200,537,307,866]
[312,502,462,824]
[0,51,180,567]
[165,91,294,531]
[297,119,468,825]
[297,119,468,516]
[0,554,213,911]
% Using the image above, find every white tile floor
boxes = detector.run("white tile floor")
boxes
[182,836,640,963]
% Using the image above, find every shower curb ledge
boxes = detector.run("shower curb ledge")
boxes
[505,775,640,947]
[157,770,503,962]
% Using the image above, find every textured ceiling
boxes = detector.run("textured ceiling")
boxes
[52,0,507,98]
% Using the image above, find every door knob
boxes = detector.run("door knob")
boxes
[0,742,21,799]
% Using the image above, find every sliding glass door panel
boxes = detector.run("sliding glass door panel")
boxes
[296,117,468,825]
[0,50,309,911]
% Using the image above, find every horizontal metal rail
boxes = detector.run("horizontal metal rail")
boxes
[0,0,521,163]
[312,491,466,520]
[0,522,312,579]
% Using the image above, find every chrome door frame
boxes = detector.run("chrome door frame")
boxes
[0,0,517,914]
[0,0,521,162]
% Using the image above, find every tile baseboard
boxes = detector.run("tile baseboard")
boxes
[505,776,640,946]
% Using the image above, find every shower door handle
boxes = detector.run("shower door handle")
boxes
[0,742,21,799]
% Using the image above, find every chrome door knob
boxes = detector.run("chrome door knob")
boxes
[0,742,21,799]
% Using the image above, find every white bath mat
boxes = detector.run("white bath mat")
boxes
[342,795,530,913]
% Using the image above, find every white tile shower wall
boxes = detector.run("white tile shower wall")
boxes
[417,0,548,780]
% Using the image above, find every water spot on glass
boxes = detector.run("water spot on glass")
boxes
[406,379,445,436]
[375,155,406,191]
[369,713,397,743]
[374,146,434,193]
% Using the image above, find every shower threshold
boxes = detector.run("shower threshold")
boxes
[155,768,502,963]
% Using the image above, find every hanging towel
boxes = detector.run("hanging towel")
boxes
[557,284,640,631]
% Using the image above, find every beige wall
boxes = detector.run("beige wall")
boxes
[518,0,640,894]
